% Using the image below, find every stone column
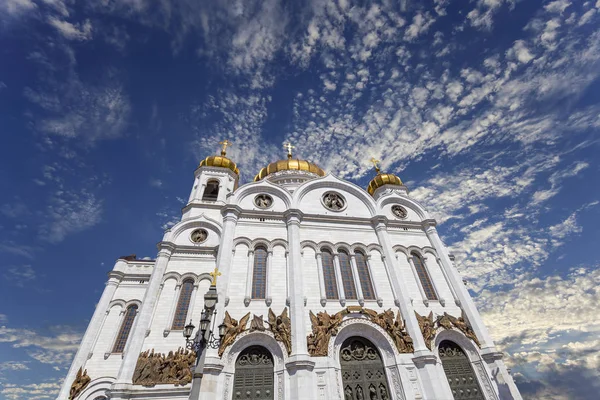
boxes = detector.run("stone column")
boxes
[111,246,174,395]
[349,253,365,305]
[371,217,450,400]
[283,209,316,400]
[198,206,241,399]
[266,249,273,306]
[244,249,255,306]
[315,252,327,306]
[332,253,346,305]
[58,273,120,399]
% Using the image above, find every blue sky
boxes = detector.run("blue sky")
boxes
[0,0,599,398]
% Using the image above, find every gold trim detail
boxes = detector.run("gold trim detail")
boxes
[254,159,326,181]
[199,155,240,175]
[367,173,403,195]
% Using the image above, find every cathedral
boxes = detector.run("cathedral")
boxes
[60,142,522,400]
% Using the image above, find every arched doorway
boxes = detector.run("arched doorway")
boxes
[340,336,391,400]
[232,345,274,400]
[439,340,484,400]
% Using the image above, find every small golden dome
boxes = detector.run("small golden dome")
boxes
[254,156,326,181]
[367,173,403,195]
[199,154,239,175]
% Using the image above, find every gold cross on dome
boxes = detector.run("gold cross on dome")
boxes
[209,267,222,286]
[370,157,381,173]
[219,139,232,155]
[283,142,295,157]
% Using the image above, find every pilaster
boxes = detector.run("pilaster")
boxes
[422,220,495,350]
[283,209,315,400]
[112,244,174,393]
[58,274,120,399]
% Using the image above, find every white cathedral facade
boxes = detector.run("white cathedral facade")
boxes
[59,145,522,400]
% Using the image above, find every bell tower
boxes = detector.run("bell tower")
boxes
[187,140,239,205]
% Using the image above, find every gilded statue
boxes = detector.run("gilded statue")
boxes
[307,310,344,356]
[436,312,480,347]
[268,308,292,354]
[360,308,413,353]
[250,314,266,332]
[132,347,196,386]
[69,367,91,399]
[415,311,436,350]
[218,311,250,357]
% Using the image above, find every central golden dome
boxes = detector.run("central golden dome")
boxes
[367,173,403,195]
[254,155,325,182]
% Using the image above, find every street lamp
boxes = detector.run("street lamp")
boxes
[183,268,225,399]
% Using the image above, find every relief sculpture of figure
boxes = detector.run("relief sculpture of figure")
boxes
[415,311,436,350]
[250,314,266,332]
[218,311,250,357]
[307,310,345,356]
[391,311,414,353]
[445,312,481,348]
[69,367,91,400]
[132,347,195,386]
[268,308,292,354]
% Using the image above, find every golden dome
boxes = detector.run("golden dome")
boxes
[254,156,326,181]
[199,153,239,175]
[367,173,403,195]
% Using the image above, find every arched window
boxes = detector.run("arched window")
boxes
[112,304,138,353]
[340,337,390,399]
[171,279,194,330]
[321,249,339,299]
[355,251,375,300]
[252,246,268,299]
[412,252,438,300]
[439,340,484,400]
[233,346,274,399]
[202,180,220,201]
[338,250,357,299]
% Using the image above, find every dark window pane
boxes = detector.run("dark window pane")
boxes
[338,251,357,299]
[172,279,194,330]
[321,250,338,299]
[355,252,375,300]
[252,247,267,299]
[412,253,438,300]
[113,305,138,353]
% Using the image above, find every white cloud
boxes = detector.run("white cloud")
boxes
[3,265,36,287]
[1,381,61,400]
[507,40,535,64]
[47,17,93,40]
[40,190,102,243]
[0,0,36,16]
[0,361,29,371]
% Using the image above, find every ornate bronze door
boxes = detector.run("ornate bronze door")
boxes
[232,346,274,400]
[340,337,391,400]
[439,340,485,400]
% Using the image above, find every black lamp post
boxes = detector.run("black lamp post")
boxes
[184,274,226,399]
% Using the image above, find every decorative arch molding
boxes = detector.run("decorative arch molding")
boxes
[270,239,288,251]
[180,272,198,285]
[292,174,378,216]
[333,243,353,253]
[166,215,223,243]
[434,330,499,400]
[366,245,384,256]
[300,240,318,253]
[162,272,181,284]
[331,318,409,400]
[377,195,430,221]
[350,243,379,254]
[221,331,287,374]
[108,299,141,311]
[406,246,425,257]
[392,245,409,257]
[330,317,398,364]
[233,237,252,248]
[421,246,438,257]
[198,272,212,284]
[230,179,293,208]
[108,299,126,310]
[316,241,336,252]
[250,238,272,252]
[78,377,115,400]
